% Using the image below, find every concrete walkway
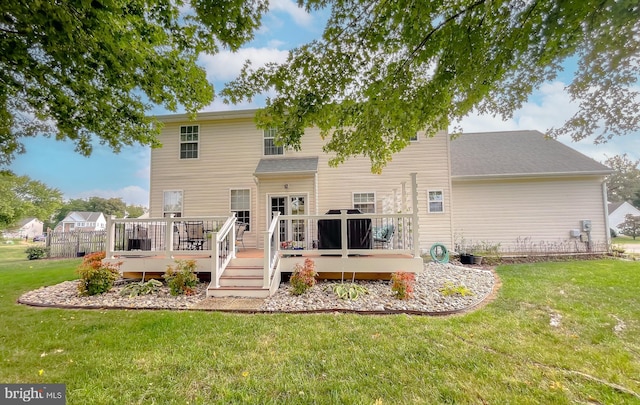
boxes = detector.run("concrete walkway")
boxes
[619,244,640,254]
[193,297,264,311]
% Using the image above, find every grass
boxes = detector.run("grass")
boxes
[0,242,639,404]
[613,235,640,244]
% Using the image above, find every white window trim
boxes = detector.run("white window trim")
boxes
[427,189,444,213]
[179,125,200,160]
[163,190,184,217]
[263,128,284,156]
[230,188,251,230]
[352,192,376,213]
[410,132,419,142]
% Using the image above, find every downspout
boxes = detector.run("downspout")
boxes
[602,180,611,248]
[445,131,455,250]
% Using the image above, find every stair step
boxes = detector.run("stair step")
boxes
[229,258,263,267]
[224,266,263,277]
[219,275,263,287]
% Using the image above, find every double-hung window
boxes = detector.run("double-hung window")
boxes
[263,128,283,156]
[353,192,376,213]
[180,125,199,159]
[231,189,251,230]
[163,190,183,217]
[428,190,444,213]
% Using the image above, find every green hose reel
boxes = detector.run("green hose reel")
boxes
[429,243,449,264]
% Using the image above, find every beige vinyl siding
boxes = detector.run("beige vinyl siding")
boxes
[300,127,454,252]
[150,118,263,247]
[150,113,454,251]
[451,176,608,252]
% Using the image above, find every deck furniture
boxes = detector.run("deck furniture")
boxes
[373,224,395,249]
[184,221,205,250]
[235,222,247,250]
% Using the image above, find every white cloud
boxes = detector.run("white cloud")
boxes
[454,80,640,162]
[269,0,313,27]
[200,47,290,82]
[72,186,149,207]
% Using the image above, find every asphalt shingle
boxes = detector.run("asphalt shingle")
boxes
[450,130,611,178]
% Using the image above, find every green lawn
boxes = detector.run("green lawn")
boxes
[613,235,640,244]
[0,243,639,404]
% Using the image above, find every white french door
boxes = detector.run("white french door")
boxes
[270,195,307,248]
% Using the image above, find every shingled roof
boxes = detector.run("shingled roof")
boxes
[450,130,611,178]
[254,157,319,176]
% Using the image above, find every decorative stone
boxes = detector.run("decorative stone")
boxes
[18,262,496,314]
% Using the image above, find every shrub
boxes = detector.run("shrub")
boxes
[76,252,120,296]
[120,279,163,297]
[330,283,369,300]
[25,246,49,260]
[163,259,198,296]
[390,271,415,300]
[440,281,474,297]
[289,258,317,295]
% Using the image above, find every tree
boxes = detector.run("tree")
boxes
[618,214,640,240]
[603,154,640,203]
[224,0,640,173]
[53,197,142,223]
[126,205,146,219]
[633,189,640,210]
[0,171,63,228]
[1,0,267,166]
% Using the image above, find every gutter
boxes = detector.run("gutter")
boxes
[452,170,613,181]
[152,109,258,123]
[603,180,611,246]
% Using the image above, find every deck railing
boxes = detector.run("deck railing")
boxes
[275,210,419,257]
[105,216,232,259]
[263,212,281,288]
[209,215,237,288]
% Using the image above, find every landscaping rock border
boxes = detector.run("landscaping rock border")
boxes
[18,262,498,315]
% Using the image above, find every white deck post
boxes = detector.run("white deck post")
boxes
[166,217,174,258]
[211,232,220,288]
[411,173,420,258]
[263,230,271,288]
[341,209,348,258]
[106,215,115,259]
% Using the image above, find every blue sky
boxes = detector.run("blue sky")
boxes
[9,1,640,207]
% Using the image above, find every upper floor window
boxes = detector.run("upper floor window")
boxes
[410,132,419,142]
[428,190,444,213]
[264,128,283,156]
[353,192,376,213]
[163,190,183,217]
[180,125,199,159]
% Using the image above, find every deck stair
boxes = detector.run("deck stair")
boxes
[207,257,271,298]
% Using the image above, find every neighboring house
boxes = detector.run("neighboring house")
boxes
[5,218,44,239]
[55,212,107,232]
[147,110,611,254]
[608,201,640,235]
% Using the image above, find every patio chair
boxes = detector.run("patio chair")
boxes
[235,222,247,250]
[373,224,395,249]
[184,221,205,250]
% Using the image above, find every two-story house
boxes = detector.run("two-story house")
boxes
[149,109,454,252]
[55,211,107,233]
[148,109,611,254]
[105,109,611,297]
